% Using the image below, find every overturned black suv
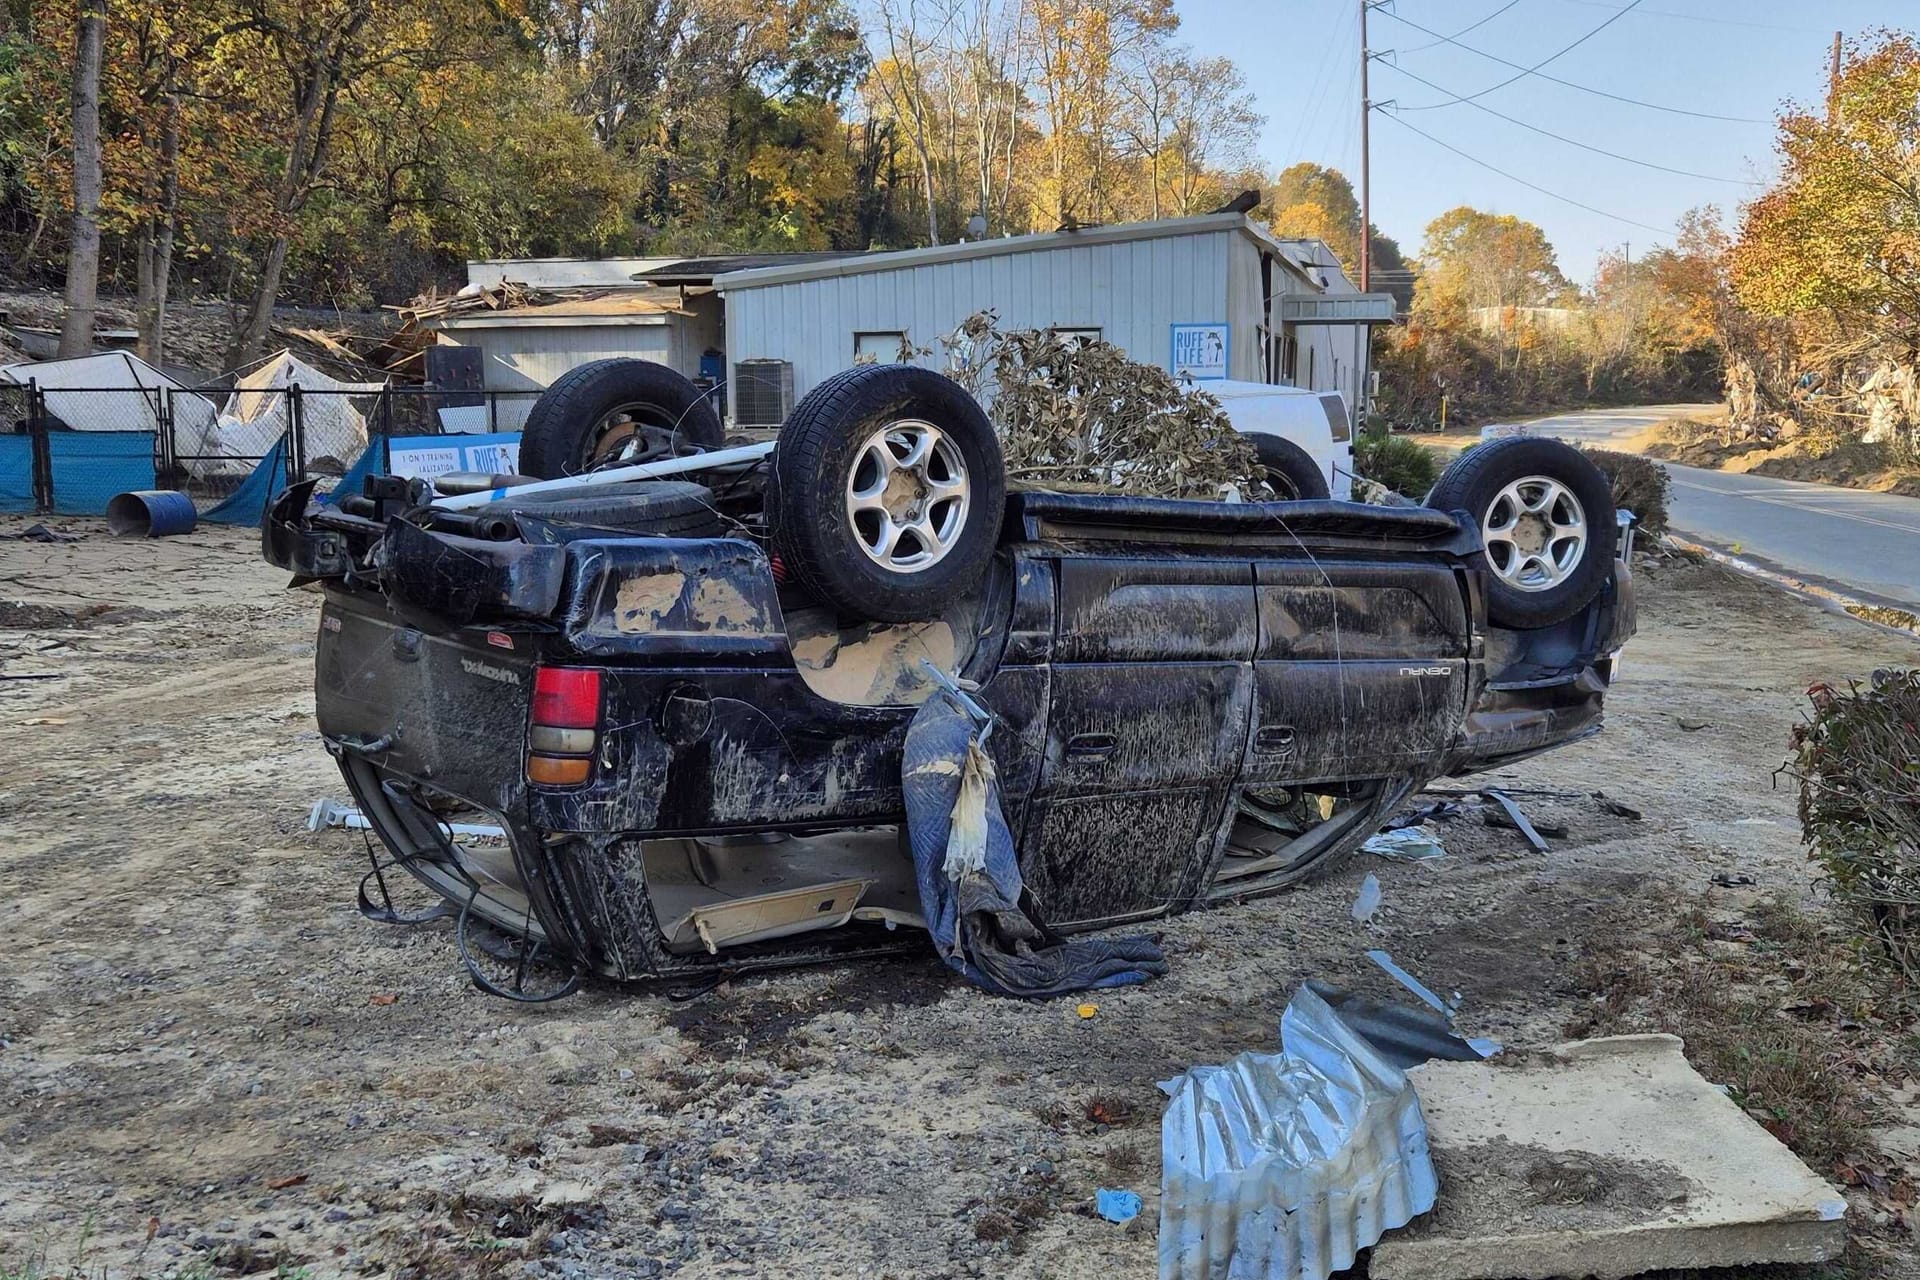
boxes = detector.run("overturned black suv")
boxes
[265,359,1634,991]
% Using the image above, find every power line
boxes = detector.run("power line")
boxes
[1396,0,1646,110]
[1379,8,1772,123]
[1281,17,1347,167]
[1378,59,1761,185]
[1379,110,1671,235]
[1400,0,1527,55]
[1548,0,1826,36]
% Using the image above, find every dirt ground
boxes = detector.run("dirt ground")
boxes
[2,516,1916,1280]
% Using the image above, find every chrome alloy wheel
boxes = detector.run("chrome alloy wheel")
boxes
[1480,474,1588,591]
[843,419,971,573]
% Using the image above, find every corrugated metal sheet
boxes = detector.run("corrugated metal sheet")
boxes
[722,231,1236,410]
[1158,985,1437,1280]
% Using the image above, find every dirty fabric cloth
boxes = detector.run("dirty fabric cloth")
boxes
[902,692,1166,996]
[1158,985,1438,1280]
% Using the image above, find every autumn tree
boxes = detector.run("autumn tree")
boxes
[1731,31,1920,357]
[1414,206,1571,313]
[1267,161,1402,276]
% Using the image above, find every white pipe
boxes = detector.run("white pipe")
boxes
[430,440,777,511]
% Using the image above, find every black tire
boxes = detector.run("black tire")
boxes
[1426,435,1616,629]
[468,480,725,540]
[1251,434,1332,501]
[768,364,1006,623]
[518,359,723,479]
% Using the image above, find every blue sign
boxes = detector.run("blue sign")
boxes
[1171,323,1230,381]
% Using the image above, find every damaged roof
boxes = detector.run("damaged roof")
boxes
[422,285,709,330]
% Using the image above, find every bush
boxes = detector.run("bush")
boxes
[1787,670,1920,982]
[1353,431,1440,498]
[1580,447,1671,539]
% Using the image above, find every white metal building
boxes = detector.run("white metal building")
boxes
[715,212,1393,428]
[425,288,724,429]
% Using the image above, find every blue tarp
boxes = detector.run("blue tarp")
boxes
[901,691,1166,997]
[316,437,385,508]
[48,431,155,515]
[201,439,287,525]
[200,430,525,524]
[0,435,32,513]
[0,431,157,516]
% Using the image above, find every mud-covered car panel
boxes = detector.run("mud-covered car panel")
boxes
[281,485,1634,982]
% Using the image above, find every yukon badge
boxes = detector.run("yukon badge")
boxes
[461,657,521,686]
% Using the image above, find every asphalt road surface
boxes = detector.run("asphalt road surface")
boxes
[1521,404,1920,612]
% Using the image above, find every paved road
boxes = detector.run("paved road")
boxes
[1525,404,1920,611]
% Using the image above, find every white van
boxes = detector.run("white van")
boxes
[1203,380,1355,501]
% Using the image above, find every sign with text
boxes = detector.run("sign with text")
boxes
[387,432,521,480]
[1170,323,1229,381]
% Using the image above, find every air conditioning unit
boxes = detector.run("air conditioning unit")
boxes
[733,359,794,428]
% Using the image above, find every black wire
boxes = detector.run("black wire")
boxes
[1378,60,1759,186]
[1396,0,1526,55]
[1380,4,1771,123]
[456,891,584,1004]
[1395,0,1645,110]
[1380,111,1672,236]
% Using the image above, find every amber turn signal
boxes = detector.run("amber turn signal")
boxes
[526,754,591,786]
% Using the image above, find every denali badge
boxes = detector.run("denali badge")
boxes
[1399,666,1451,677]
[461,657,521,686]
[320,612,341,633]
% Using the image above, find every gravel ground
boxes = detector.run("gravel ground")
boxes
[1,516,1914,1279]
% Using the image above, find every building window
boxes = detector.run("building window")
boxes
[1281,333,1299,385]
[854,331,908,365]
[1049,326,1102,347]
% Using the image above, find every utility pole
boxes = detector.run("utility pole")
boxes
[1359,0,1372,293]
[1828,31,1842,120]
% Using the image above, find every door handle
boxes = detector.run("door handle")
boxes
[1065,732,1118,761]
[1255,725,1297,755]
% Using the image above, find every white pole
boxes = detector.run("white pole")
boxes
[430,440,778,511]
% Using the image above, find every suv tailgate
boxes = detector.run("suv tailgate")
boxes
[316,590,536,811]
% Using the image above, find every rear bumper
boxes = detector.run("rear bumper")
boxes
[1448,556,1636,773]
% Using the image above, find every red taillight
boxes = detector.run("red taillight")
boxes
[532,666,601,728]
[529,667,601,788]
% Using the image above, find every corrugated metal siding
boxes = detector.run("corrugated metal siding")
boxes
[723,231,1236,412]
[447,325,676,430]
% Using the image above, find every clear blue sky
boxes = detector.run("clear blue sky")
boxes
[1174,0,1902,283]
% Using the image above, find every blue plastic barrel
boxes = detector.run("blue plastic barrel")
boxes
[106,489,198,538]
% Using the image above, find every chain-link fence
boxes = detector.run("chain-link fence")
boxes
[0,382,547,519]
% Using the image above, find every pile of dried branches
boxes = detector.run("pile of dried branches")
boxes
[1788,668,1920,981]
[940,311,1261,499]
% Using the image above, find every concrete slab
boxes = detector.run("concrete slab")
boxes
[1370,1033,1847,1280]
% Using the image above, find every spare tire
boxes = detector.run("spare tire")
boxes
[467,480,725,541]
[1250,434,1332,501]
[1427,435,1616,629]
[769,365,1006,622]
[518,359,723,479]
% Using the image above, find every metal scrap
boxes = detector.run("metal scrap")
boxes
[307,797,503,839]
[1482,787,1551,852]
[1158,984,1439,1280]
[1365,948,1454,1017]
